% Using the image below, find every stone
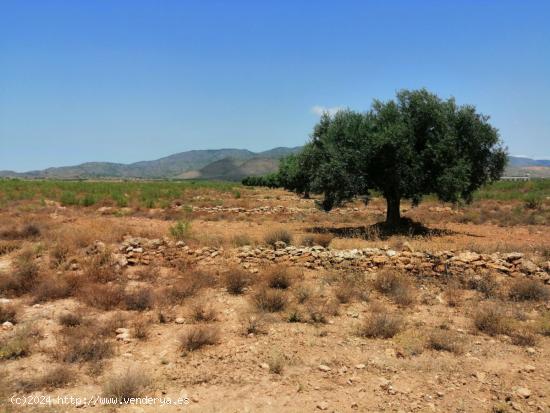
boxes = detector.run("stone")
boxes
[354,363,366,369]
[2,321,14,330]
[318,364,331,372]
[316,401,329,410]
[520,260,538,273]
[516,387,531,399]
[454,251,481,263]
[175,318,185,324]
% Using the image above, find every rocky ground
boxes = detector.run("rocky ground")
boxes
[1,188,549,412]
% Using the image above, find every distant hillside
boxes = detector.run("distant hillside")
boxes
[2,150,548,180]
[0,147,302,180]
[505,156,550,178]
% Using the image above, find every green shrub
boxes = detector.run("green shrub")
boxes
[170,220,192,241]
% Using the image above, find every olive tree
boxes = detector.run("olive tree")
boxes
[294,89,507,226]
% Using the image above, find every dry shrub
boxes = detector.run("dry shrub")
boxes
[83,252,118,283]
[0,240,20,256]
[394,330,425,356]
[427,329,464,354]
[510,327,538,347]
[179,325,220,352]
[58,325,114,363]
[133,265,160,281]
[189,301,218,322]
[264,229,292,246]
[267,352,285,374]
[253,287,288,313]
[1,248,39,295]
[306,297,339,324]
[294,284,312,304]
[224,267,250,294]
[32,274,76,303]
[231,234,254,247]
[16,366,74,392]
[473,303,512,336]
[265,266,295,289]
[508,278,549,302]
[129,318,149,341]
[58,312,83,328]
[0,223,40,240]
[163,269,218,305]
[443,282,464,307]
[0,304,17,324]
[240,312,268,335]
[80,283,124,310]
[124,287,155,311]
[468,274,500,299]
[357,309,404,339]
[102,368,151,402]
[302,233,333,248]
[49,243,72,268]
[538,311,550,336]
[0,324,40,360]
[374,269,415,306]
[334,272,369,304]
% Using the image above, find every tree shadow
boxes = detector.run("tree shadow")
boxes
[306,218,462,240]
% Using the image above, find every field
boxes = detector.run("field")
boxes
[0,179,549,412]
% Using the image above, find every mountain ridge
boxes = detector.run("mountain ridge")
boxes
[1,150,548,180]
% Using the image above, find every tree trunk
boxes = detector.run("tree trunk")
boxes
[385,196,401,227]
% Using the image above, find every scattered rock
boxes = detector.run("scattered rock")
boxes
[318,364,331,372]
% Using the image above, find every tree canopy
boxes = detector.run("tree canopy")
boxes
[278,89,508,226]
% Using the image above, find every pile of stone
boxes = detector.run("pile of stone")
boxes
[190,205,309,215]
[115,236,549,283]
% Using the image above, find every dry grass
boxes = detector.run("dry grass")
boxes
[473,303,512,336]
[80,283,125,310]
[357,308,404,339]
[374,269,415,306]
[264,228,293,246]
[0,303,18,324]
[239,312,268,335]
[443,282,464,307]
[58,312,83,328]
[537,312,550,336]
[32,274,76,303]
[102,368,151,402]
[467,274,500,299]
[124,287,155,311]
[0,240,20,256]
[427,329,464,354]
[294,284,313,304]
[16,366,74,392]
[508,278,549,302]
[224,267,250,294]
[0,248,39,296]
[0,223,41,240]
[189,301,218,322]
[267,351,285,374]
[179,325,220,352]
[0,324,40,360]
[264,265,295,289]
[510,327,538,347]
[253,287,288,313]
[131,317,151,340]
[301,233,333,248]
[58,325,114,363]
[305,297,339,324]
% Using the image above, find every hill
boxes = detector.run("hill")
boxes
[1,150,548,180]
[0,147,302,180]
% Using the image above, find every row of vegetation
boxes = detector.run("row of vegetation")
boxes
[0,179,238,208]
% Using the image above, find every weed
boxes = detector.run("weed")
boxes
[253,287,288,313]
[179,325,220,352]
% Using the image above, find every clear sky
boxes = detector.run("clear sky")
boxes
[1,0,549,172]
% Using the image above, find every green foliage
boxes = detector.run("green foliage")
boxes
[0,179,239,209]
[170,220,192,240]
[288,89,508,225]
[242,173,280,187]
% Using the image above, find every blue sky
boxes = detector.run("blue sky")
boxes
[1,0,549,172]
